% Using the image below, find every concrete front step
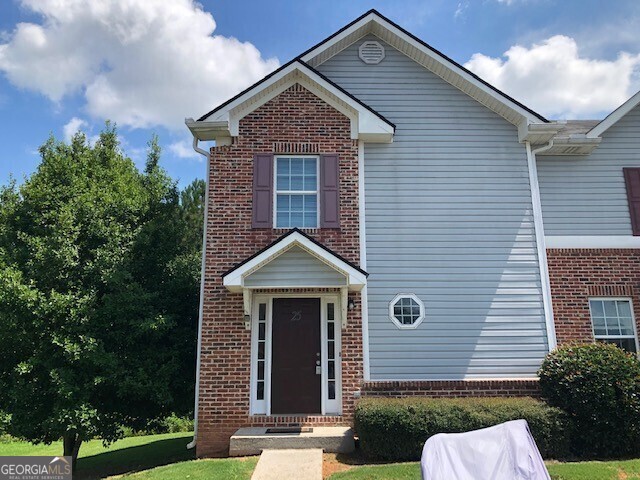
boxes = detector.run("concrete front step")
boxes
[229,426,355,457]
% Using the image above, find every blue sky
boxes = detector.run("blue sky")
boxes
[1,0,639,188]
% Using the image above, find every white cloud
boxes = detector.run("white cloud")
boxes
[0,0,279,131]
[465,35,640,118]
[63,117,87,142]
[169,138,202,160]
[454,2,468,19]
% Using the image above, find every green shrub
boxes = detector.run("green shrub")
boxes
[354,397,569,461]
[160,414,194,433]
[538,343,640,458]
[119,414,194,437]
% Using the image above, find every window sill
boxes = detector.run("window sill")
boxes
[272,228,320,234]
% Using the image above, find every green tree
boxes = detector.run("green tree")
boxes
[0,126,200,469]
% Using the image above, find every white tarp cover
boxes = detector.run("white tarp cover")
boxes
[420,419,550,480]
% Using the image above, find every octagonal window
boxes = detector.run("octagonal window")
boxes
[389,293,425,329]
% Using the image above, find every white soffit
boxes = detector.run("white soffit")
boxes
[301,11,548,128]
[222,230,368,293]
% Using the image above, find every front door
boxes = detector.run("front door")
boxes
[271,298,321,414]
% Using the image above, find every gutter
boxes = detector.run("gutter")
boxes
[526,139,557,352]
[186,135,210,450]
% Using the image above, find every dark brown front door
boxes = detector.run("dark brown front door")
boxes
[271,298,321,414]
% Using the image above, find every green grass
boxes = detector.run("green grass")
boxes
[328,459,640,479]
[329,462,420,479]
[123,458,258,480]
[547,459,640,479]
[0,432,256,479]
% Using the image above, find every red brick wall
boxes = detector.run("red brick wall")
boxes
[547,248,640,344]
[196,84,363,457]
[362,380,540,398]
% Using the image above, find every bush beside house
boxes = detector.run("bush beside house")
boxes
[355,397,569,461]
[539,343,640,458]
[356,344,640,462]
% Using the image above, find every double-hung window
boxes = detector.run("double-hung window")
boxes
[589,298,638,353]
[275,156,319,229]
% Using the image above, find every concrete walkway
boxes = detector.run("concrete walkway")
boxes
[251,448,323,480]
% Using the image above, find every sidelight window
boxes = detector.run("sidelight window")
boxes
[256,303,267,400]
[327,303,337,400]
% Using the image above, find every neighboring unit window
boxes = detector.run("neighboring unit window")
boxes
[589,299,638,353]
[389,293,425,329]
[275,157,318,228]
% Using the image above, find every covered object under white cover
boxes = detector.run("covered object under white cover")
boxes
[420,419,550,480]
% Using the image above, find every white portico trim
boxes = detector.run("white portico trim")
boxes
[222,228,368,323]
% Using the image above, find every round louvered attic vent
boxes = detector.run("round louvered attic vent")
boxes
[358,41,385,64]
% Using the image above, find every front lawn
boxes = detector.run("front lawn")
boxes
[0,432,257,479]
[121,458,258,480]
[327,459,640,480]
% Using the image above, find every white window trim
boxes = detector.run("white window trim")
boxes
[273,155,320,229]
[588,297,639,353]
[249,293,343,416]
[389,293,425,330]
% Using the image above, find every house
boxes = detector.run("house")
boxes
[185,10,640,457]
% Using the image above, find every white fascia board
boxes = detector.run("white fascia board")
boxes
[185,118,230,142]
[302,13,545,127]
[300,12,376,63]
[546,236,640,249]
[198,61,393,142]
[587,90,640,138]
[518,120,561,144]
[222,231,367,292]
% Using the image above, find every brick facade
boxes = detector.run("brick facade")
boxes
[196,82,582,459]
[547,248,640,345]
[196,84,363,457]
[362,380,540,398]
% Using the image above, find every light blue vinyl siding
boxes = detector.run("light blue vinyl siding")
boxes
[538,105,640,235]
[318,36,548,380]
[243,246,347,288]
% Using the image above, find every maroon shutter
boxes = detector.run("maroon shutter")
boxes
[320,154,340,228]
[624,168,640,236]
[252,153,273,228]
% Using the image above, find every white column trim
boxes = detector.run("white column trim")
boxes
[358,140,371,380]
[526,141,557,351]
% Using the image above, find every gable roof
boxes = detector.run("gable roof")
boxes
[587,89,640,138]
[222,228,368,293]
[190,60,395,143]
[299,9,548,127]
[187,9,550,146]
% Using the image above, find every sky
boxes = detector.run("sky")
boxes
[0,0,639,188]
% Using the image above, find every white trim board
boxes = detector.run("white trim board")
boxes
[588,90,640,138]
[546,236,640,249]
[300,11,546,127]
[223,231,367,293]
[526,142,557,351]
[357,140,371,381]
